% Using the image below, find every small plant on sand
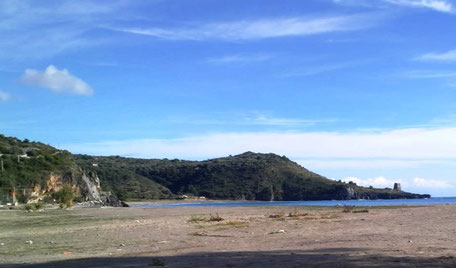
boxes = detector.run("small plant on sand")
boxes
[188,215,206,223]
[24,202,44,212]
[342,206,354,213]
[268,212,285,219]
[288,208,308,218]
[209,213,224,222]
[24,204,34,212]
[353,208,369,213]
[33,203,44,210]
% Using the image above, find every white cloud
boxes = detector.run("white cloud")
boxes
[21,65,93,96]
[342,176,401,188]
[299,159,441,169]
[333,0,453,13]
[385,0,453,12]
[0,91,11,102]
[416,49,456,61]
[341,176,453,189]
[206,54,273,64]
[62,127,456,160]
[413,177,453,188]
[114,15,376,41]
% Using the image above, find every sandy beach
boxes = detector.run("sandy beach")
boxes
[1,204,456,267]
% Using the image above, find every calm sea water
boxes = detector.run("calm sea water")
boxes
[133,197,456,208]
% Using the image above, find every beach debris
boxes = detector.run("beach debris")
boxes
[25,240,33,245]
[120,243,126,247]
[0,242,4,246]
[135,220,140,223]
[269,213,285,219]
[269,230,285,234]
[408,240,413,243]
[63,251,72,255]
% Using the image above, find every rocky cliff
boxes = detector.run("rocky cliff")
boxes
[26,169,121,206]
[0,135,121,206]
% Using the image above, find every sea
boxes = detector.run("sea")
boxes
[132,197,456,208]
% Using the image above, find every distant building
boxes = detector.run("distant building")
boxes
[393,183,401,191]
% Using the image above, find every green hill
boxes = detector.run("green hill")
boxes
[74,152,350,201]
[0,135,76,194]
[0,134,430,203]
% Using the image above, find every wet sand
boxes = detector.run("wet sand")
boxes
[1,204,456,267]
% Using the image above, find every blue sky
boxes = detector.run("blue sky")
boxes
[1,0,456,196]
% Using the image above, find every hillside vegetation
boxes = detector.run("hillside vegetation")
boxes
[0,134,430,203]
[75,152,350,201]
[0,135,75,190]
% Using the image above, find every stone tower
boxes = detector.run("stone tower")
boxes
[393,183,401,191]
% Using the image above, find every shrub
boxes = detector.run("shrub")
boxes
[33,203,44,210]
[342,206,354,213]
[269,212,285,219]
[288,208,308,218]
[52,185,75,209]
[209,213,224,222]
[188,215,206,223]
[24,204,33,212]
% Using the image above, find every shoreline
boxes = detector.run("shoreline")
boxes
[127,196,455,208]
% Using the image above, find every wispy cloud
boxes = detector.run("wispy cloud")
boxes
[385,0,453,13]
[0,0,130,60]
[0,91,11,102]
[21,65,94,96]
[243,114,337,127]
[280,60,371,77]
[167,112,337,127]
[404,70,456,78]
[416,48,456,61]
[62,126,456,160]
[333,0,454,13]
[206,54,273,64]
[113,14,377,41]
